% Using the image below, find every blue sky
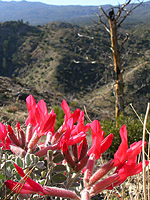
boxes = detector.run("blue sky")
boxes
[4,0,149,6]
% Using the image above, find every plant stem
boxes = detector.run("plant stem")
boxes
[66,172,79,189]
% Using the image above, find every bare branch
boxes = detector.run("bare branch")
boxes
[117,1,143,26]
[99,6,109,19]
[120,33,130,52]
[97,11,110,34]
[115,0,131,22]
[77,33,94,40]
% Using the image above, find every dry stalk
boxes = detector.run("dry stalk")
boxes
[130,103,150,135]
[142,103,150,200]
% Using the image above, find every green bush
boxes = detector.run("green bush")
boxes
[53,105,64,131]
[101,114,150,157]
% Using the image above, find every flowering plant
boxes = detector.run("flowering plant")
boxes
[0,95,148,199]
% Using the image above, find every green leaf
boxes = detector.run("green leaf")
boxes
[52,173,67,183]
[0,174,5,180]
[30,154,39,164]
[53,153,64,163]
[16,157,23,168]
[25,153,31,166]
[53,164,66,172]
[39,179,45,186]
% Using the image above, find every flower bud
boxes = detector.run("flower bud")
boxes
[7,125,21,147]
[26,124,33,144]
[27,131,39,151]
[90,174,119,197]
[10,145,26,157]
[84,153,95,188]
[89,159,114,186]
[75,154,89,172]
[43,186,80,200]
[63,143,75,169]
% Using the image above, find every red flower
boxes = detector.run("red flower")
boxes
[34,100,56,137]
[60,117,87,147]
[88,120,113,159]
[5,163,45,195]
[25,95,36,126]
[61,99,80,132]
[5,164,80,200]
[26,95,56,137]
[107,156,149,190]
[5,180,43,195]
[0,122,11,150]
[71,111,90,136]
[113,125,146,169]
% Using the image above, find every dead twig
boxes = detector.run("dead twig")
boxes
[142,103,150,200]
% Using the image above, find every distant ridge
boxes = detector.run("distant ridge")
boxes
[0,1,150,25]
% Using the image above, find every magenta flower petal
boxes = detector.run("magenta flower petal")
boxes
[0,122,11,150]
[88,120,112,160]
[113,125,128,166]
[91,120,103,140]
[5,180,40,194]
[72,108,81,124]
[35,99,48,124]
[14,163,44,192]
[126,140,146,159]
[100,133,113,154]
[67,132,87,146]
[38,113,56,136]
[107,157,149,190]
[61,99,72,119]
[26,95,36,113]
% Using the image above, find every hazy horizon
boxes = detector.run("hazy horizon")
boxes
[3,0,149,6]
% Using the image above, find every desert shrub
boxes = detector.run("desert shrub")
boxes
[101,114,150,157]
[53,105,64,131]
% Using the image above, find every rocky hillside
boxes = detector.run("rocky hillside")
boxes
[0,21,150,123]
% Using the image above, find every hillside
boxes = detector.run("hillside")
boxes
[0,20,150,122]
[0,1,150,25]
